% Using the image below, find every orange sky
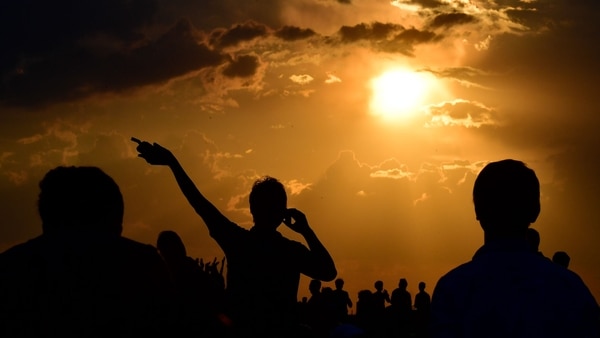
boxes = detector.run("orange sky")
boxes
[1,0,600,303]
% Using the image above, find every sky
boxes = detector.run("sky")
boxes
[1,0,600,303]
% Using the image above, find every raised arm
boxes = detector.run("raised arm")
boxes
[284,208,337,281]
[132,138,229,232]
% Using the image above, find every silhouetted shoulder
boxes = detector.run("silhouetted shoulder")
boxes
[432,243,599,338]
[0,235,46,270]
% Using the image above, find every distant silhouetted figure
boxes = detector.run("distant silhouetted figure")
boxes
[430,159,600,338]
[156,230,225,335]
[391,278,412,314]
[414,281,431,314]
[552,251,571,268]
[134,138,337,337]
[356,289,375,332]
[414,281,431,338]
[332,278,353,323]
[390,278,413,337]
[371,280,390,337]
[0,166,174,337]
[306,280,336,337]
[372,280,391,314]
[526,227,549,258]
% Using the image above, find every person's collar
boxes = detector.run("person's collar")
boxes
[473,238,531,259]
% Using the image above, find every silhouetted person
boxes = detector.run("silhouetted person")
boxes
[414,281,431,338]
[390,278,413,337]
[156,230,225,336]
[356,289,375,333]
[133,138,337,337]
[332,278,353,323]
[371,280,390,337]
[526,227,550,260]
[552,251,571,268]
[372,280,391,314]
[0,166,174,337]
[430,159,600,338]
[391,278,412,314]
[306,280,336,337]
[414,281,431,314]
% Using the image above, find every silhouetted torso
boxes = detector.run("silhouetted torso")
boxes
[372,290,389,315]
[414,291,431,313]
[391,288,412,314]
[431,239,599,338]
[332,288,352,321]
[211,222,313,333]
[0,232,174,337]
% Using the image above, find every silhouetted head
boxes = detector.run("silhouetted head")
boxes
[358,290,372,301]
[38,166,124,236]
[249,176,287,230]
[335,278,345,290]
[418,281,426,291]
[552,251,570,268]
[374,280,384,291]
[156,230,187,262]
[309,279,322,295]
[526,228,541,252]
[399,278,408,289]
[473,159,540,237]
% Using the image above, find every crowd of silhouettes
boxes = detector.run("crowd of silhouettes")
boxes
[1,140,598,338]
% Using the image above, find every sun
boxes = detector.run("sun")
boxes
[369,69,432,120]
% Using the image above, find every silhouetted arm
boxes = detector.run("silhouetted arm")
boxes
[132,138,230,232]
[384,290,391,303]
[284,208,337,281]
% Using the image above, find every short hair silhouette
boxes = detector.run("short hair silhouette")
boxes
[553,251,571,268]
[309,279,323,294]
[38,166,124,235]
[248,176,287,225]
[157,230,187,261]
[431,159,600,337]
[1,165,174,336]
[473,159,540,234]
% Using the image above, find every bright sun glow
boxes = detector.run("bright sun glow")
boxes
[369,69,432,120]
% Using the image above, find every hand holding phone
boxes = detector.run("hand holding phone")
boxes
[282,208,310,234]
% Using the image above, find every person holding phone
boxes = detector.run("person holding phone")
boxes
[132,138,337,337]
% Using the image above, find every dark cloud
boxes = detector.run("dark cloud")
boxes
[380,29,438,56]
[337,22,438,55]
[0,0,158,74]
[399,0,445,9]
[157,0,285,31]
[428,12,477,29]
[222,55,260,78]
[275,26,317,41]
[337,0,352,4]
[338,22,404,42]
[429,101,495,123]
[210,21,269,48]
[424,67,489,79]
[1,19,223,108]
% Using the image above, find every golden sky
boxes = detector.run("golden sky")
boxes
[1,0,599,303]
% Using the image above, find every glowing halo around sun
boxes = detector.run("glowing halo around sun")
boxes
[369,69,433,121]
